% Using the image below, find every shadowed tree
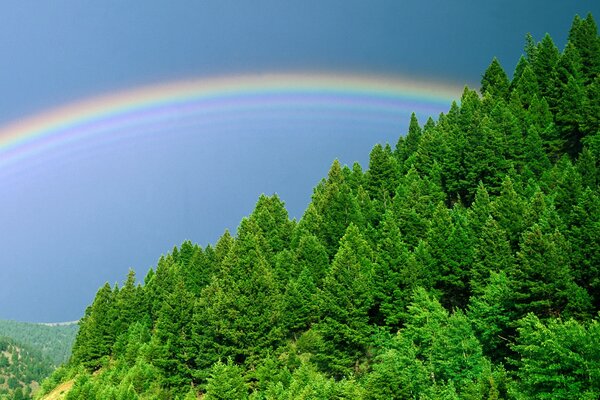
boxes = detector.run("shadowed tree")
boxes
[481,57,510,100]
[315,224,374,378]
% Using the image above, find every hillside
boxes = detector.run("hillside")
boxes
[0,320,78,366]
[39,14,600,400]
[0,336,53,400]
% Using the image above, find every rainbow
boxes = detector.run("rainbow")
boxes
[0,72,464,179]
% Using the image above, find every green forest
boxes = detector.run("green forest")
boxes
[0,320,78,366]
[0,336,54,400]
[0,321,78,399]
[37,14,600,400]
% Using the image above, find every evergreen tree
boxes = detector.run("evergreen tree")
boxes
[204,359,248,400]
[70,283,116,369]
[568,188,600,307]
[393,165,444,249]
[568,13,600,85]
[481,57,510,100]
[555,74,588,156]
[513,314,600,399]
[491,176,527,250]
[365,143,399,205]
[421,203,474,309]
[468,271,518,363]
[372,210,413,327]
[310,160,364,258]
[471,216,514,295]
[149,276,196,389]
[314,224,374,378]
[396,112,423,163]
[531,34,560,98]
[511,224,590,319]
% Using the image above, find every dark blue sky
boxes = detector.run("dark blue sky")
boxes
[0,1,598,322]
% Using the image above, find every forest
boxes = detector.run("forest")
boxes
[0,321,77,399]
[37,14,600,400]
[0,336,54,400]
[0,320,78,366]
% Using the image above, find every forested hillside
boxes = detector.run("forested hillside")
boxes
[0,320,78,366]
[38,14,600,400]
[0,337,53,400]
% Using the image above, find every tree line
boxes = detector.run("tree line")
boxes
[37,13,600,400]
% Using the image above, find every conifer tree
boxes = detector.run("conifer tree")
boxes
[149,276,196,389]
[471,216,514,295]
[311,160,364,258]
[568,13,600,85]
[513,314,600,399]
[512,65,539,110]
[365,143,399,206]
[204,359,248,400]
[70,282,116,369]
[491,176,527,250]
[555,74,588,156]
[421,203,474,309]
[315,224,374,378]
[531,34,560,98]
[512,224,590,318]
[372,210,413,327]
[481,57,510,100]
[568,188,600,307]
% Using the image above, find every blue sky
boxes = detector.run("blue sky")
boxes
[0,1,598,322]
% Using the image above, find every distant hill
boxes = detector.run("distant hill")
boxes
[0,336,53,400]
[0,321,78,366]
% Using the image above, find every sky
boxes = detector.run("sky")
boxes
[0,1,598,322]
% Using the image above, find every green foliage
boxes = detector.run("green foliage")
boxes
[40,14,600,400]
[0,320,78,366]
[513,314,600,399]
[481,58,510,100]
[314,224,374,378]
[0,336,54,400]
[205,359,248,400]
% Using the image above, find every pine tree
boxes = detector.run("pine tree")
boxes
[509,55,529,93]
[512,65,540,111]
[584,76,600,138]
[204,359,248,400]
[393,166,444,249]
[468,271,517,363]
[292,231,329,286]
[281,267,318,337]
[531,34,560,98]
[555,74,588,156]
[70,283,116,369]
[149,276,196,389]
[513,314,600,399]
[315,224,374,378]
[523,125,551,177]
[365,143,399,205]
[395,112,423,163]
[512,224,590,319]
[372,210,413,327]
[568,13,600,85]
[471,216,514,295]
[400,289,485,390]
[310,160,364,258]
[421,203,474,309]
[491,176,527,250]
[481,57,510,100]
[568,188,600,307]
[249,194,294,257]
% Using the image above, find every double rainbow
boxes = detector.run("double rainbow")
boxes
[0,72,463,178]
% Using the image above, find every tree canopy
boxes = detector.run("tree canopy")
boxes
[36,13,600,400]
